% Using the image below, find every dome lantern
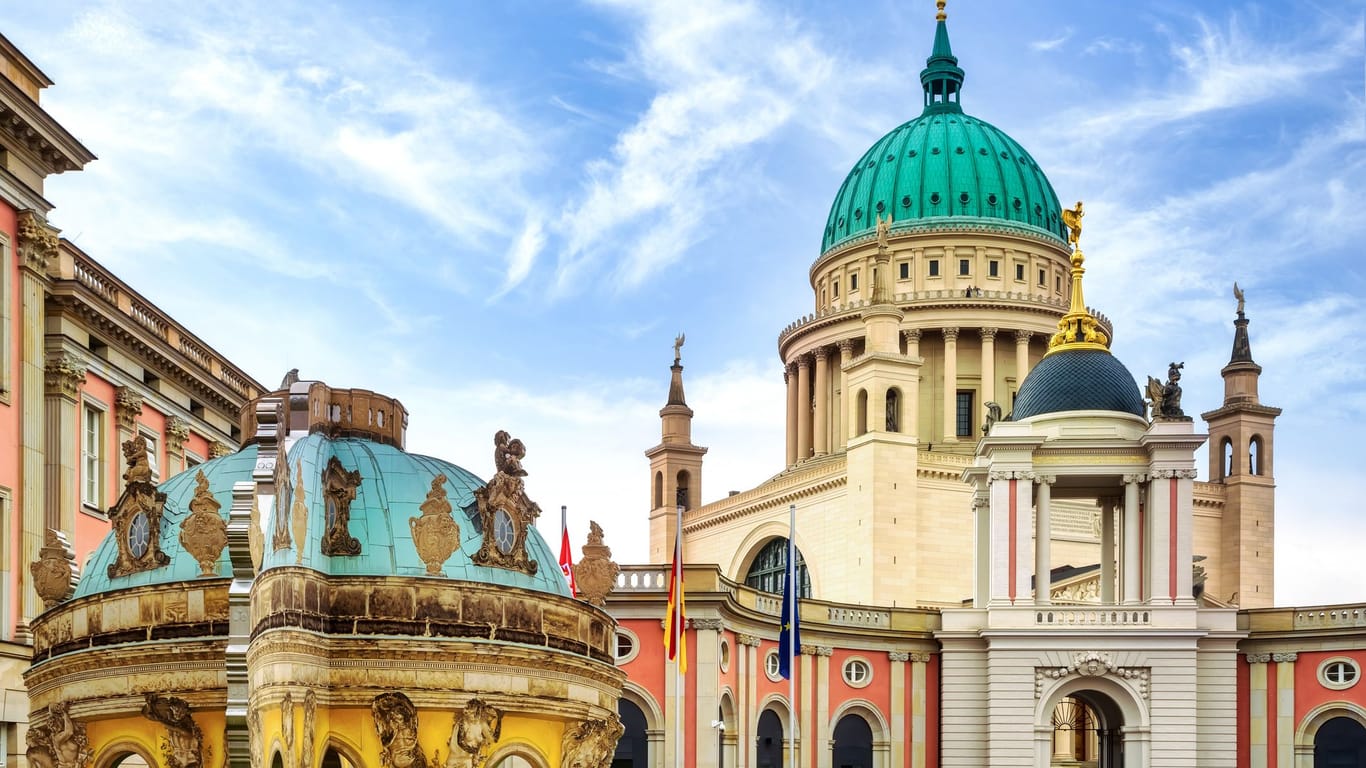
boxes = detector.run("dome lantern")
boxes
[920,1,965,113]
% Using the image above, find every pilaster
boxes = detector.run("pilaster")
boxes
[980,327,996,415]
[785,364,798,466]
[814,348,830,456]
[910,653,930,768]
[1014,330,1031,391]
[942,327,959,443]
[166,415,191,474]
[114,385,143,442]
[1274,653,1296,768]
[796,356,811,461]
[836,341,854,451]
[1033,474,1053,605]
[1247,654,1269,768]
[888,652,907,768]
[42,353,85,535]
[693,620,722,768]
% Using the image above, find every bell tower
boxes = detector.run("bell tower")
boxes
[646,336,707,563]
[1200,285,1280,607]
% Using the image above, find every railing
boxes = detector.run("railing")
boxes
[615,567,668,592]
[72,258,118,304]
[828,607,890,627]
[179,336,213,371]
[130,299,169,337]
[1036,609,1150,626]
[1295,607,1366,629]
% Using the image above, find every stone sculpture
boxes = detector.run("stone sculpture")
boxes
[179,471,227,577]
[143,694,203,768]
[108,436,170,578]
[30,528,79,609]
[26,701,92,768]
[573,521,620,607]
[561,715,625,768]
[448,699,503,768]
[472,431,542,575]
[373,692,426,768]
[411,474,460,576]
[320,457,362,556]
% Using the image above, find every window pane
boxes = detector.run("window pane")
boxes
[956,391,974,437]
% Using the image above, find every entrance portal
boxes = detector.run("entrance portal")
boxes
[1316,716,1366,767]
[1049,691,1125,768]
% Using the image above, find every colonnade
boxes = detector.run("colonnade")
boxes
[783,327,1038,466]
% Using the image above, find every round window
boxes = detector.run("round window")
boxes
[764,651,782,682]
[1319,657,1360,690]
[494,509,516,554]
[128,511,151,559]
[719,639,731,672]
[614,629,639,664]
[843,658,872,688]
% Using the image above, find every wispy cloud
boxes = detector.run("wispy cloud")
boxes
[1083,36,1143,56]
[1030,29,1073,52]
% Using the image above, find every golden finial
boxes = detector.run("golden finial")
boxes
[936,0,947,22]
[1046,201,1110,355]
[1061,200,1084,248]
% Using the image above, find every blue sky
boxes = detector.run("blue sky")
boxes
[8,1,1364,605]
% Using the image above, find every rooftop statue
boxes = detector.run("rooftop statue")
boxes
[673,332,685,365]
[1233,282,1246,315]
[875,211,891,252]
[1061,200,1084,247]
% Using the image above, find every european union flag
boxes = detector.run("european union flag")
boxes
[778,538,801,679]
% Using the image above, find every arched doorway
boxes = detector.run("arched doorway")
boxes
[832,714,873,768]
[1047,690,1128,767]
[1316,716,1366,767]
[613,698,649,768]
[756,710,784,768]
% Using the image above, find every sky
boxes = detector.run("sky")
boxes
[6,0,1364,606]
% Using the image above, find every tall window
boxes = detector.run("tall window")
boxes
[849,272,858,292]
[959,258,970,276]
[744,538,811,597]
[1249,436,1263,476]
[899,262,909,280]
[989,260,1000,278]
[955,391,975,437]
[928,260,940,277]
[83,405,105,507]
[1015,263,1025,282]
[140,430,160,482]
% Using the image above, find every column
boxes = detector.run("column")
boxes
[17,212,58,639]
[979,327,997,414]
[942,328,959,443]
[740,634,761,768]
[888,652,907,768]
[1146,472,1172,605]
[903,328,921,358]
[1100,497,1116,604]
[693,619,723,768]
[1247,653,1269,768]
[1274,653,1296,768]
[166,416,190,475]
[1015,330,1031,393]
[1034,475,1053,605]
[807,645,832,768]
[785,364,798,467]
[972,492,990,607]
[43,354,86,534]
[813,348,830,456]
[796,356,811,461]
[836,340,854,451]
[1122,475,1142,604]
[910,653,931,768]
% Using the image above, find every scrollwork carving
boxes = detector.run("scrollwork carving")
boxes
[30,528,78,609]
[301,690,316,768]
[1272,652,1298,663]
[18,211,60,273]
[179,471,227,577]
[114,387,144,431]
[690,618,723,631]
[561,715,625,768]
[166,416,191,453]
[447,699,503,768]
[281,693,295,768]
[472,431,541,575]
[737,634,762,647]
[320,457,362,556]
[143,694,203,768]
[909,652,934,663]
[573,521,620,606]
[108,436,170,578]
[1035,651,1149,699]
[1246,653,1272,664]
[373,692,426,768]
[887,651,910,662]
[410,474,460,576]
[45,354,86,400]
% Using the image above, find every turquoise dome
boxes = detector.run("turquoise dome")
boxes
[1011,349,1146,420]
[75,433,571,597]
[820,17,1067,255]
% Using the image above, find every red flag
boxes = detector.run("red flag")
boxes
[663,519,687,672]
[559,525,576,594]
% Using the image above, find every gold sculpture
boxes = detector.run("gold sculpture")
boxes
[179,471,227,577]
[1061,200,1084,247]
[410,474,461,576]
[572,521,620,607]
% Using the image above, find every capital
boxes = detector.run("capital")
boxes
[17,211,60,275]
[692,618,724,631]
[909,652,934,663]
[837,339,856,356]
[209,441,233,459]
[737,633,762,647]
[813,346,830,362]
[887,651,910,662]
[1033,474,1056,486]
[44,353,87,399]
[1015,329,1032,344]
[796,355,810,371]
[980,327,998,341]
[166,416,191,453]
[115,386,144,431]
[902,328,922,343]
[1272,652,1298,663]
[1246,653,1272,664]
[942,327,960,343]
[1123,474,1148,485]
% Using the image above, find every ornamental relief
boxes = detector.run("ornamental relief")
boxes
[373,692,426,768]
[291,462,309,564]
[320,457,363,557]
[142,694,204,768]
[26,701,92,768]
[472,431,541,575]
[281,692,295,768]
[1035,651,1149,699]
[271,461,295,552]
[108,436,170,579]
[410,474,460,576]
[562,715,625,768]
[301,690,317,768]
[447,699,503,768]
[572,521,619,606]
[30,528,79,609]
[179,471,227,577]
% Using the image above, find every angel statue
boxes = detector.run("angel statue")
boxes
[875,211,892,252]
[1233,282,1245,315]
[1061,200,1084,247]
[673,333,685,365]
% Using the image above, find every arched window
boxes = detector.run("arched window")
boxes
[1221,438,1234,479]
[1051,696,1099,763]
[756,710,784,768]
[744,538,811,598]
[1314,717,1366,767]
[653,471,663,509]
[885,388,900,432]
[612,697,651,768]
[1249,436,1262,476]
[832,714,873,768]
[856,389,868,436]
[676,470,691,510]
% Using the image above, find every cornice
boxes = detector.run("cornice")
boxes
[0,73,95,174]
[813,218,1068,273]
[0,164,52,212]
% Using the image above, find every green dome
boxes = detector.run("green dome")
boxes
[74,434,571,598]
[820,18,1067,255]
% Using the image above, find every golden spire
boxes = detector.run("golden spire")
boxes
[936,0,947,22]
[1046,201,1111,355]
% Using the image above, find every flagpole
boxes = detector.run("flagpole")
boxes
[676,502,684,768]
[788,502,797,768]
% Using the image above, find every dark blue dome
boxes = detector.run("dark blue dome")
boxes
[1012,349,1144,420]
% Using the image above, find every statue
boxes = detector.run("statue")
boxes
[1161,361,1184,418]
[1233,282,1245,315]
[982,402,1002,435]
[278,368,300,389]
[373,692,426,768]
[561,715,625,768]
[573,521,620,607]
[448,699,503,768]
[885,389,899,432]
[875,211,891,252]
[673,333,685,365]
[1144,376,1164,420]
[26,701,92,768]
[122,435,153,485]
[1061,200,1084,247]
[492,430,528,478]
[142,694,203,768]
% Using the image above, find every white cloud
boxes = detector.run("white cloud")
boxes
[1030,29,1073,52]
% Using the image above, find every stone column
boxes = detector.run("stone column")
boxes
[972,492,990,607]
[1274,652,1296,768]
[1015,330,1031,392]
[836,340,854,450]
[980,327,997,415]
[740,634,761,768]
[1034,475,1054,605]
[888,652,908,768]
[1100,497,1116,604]
[166,416,191,475]
[796,356,811,461]
[17,212,59,639]
[44,354,86,534]
[693,619,723,768]
[1247,653,1270,768]
[910,653,931,768]
[942,328,959,443]
[785,364,798,467]
[903,328,921,358]
[1122,475,1143,604]
[813,348,830,456]
[806,645,832,768]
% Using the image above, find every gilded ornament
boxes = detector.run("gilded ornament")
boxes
[25,701,92,768]
[372,692,427,768]
[572,521,619,606]
[320,457,363,556]
[472,431,541,575]
[143,694,204,768]
[1061,200,1084,247]
[561,715,625,768]
[447,699,503,768]
[30,528,79,609]
[107,437,170,578]
[292,461,308,563]
[180,471,227,577]
[410,473,461,576]
[271,461,294,552]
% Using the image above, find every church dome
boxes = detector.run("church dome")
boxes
[1011,348,1145,420]
[820,14,1067,255]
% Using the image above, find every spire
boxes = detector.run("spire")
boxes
[921,0,965,113]
[1229,282,1255,364]
[1046,201,1110,355]
[668,333,688,406]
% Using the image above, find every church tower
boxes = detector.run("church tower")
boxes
[1201,288,1280,608]
[646,338,707,563]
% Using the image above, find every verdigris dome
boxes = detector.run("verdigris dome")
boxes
[821,14,1066,255]
[1011,349,1145,420]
